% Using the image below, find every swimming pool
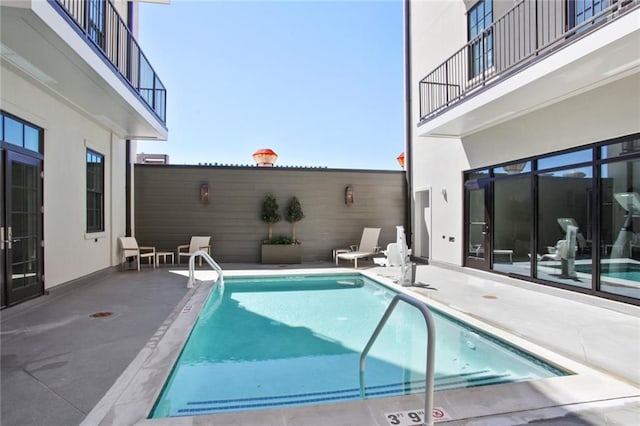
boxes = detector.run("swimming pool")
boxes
[150,273,565,419]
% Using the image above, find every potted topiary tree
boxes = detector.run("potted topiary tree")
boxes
[286,196,305,243]
[260,194,302,264]
[261,193,280,242]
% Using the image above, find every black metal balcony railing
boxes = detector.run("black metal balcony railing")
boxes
[418,0,638,124]
[53,0,166,124]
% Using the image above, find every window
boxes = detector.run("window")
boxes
[87,0,106,49]
[463,133,640,303]
[1,111,43,153]
[468,0,493,78]
[86,149,104,233]
[599,146,639,300]
[569,0,607,28]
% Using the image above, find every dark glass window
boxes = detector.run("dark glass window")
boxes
[493,175,531,273]
[86,149,105,233]
[601,137,640,159]
[599,158,640,299]
[468,0,493,78]
[464,134,640,303]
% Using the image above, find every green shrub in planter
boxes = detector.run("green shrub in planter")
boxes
[265,236,296,245]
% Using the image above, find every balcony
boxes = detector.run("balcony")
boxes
[0,0,167,139]
[54,0,165,124]
[417,0,640,137]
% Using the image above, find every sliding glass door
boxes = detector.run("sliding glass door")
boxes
[463,134,639,304]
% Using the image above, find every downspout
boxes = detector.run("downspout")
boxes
[126,140,131,237]
[404,0,414,254]
[125,1,134,237]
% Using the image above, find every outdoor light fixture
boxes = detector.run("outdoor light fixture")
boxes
[397,152,405,169]
[200,183,209,204]
[252,148,278,167]
[345,186,354,205]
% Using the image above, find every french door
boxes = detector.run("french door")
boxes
[1,150,43,307]
[465,178,491,270]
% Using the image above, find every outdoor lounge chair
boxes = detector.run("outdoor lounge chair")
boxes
[119,237,156,271]
[177,236,211,265]
[335,227,381,268]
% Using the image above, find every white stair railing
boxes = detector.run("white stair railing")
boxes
[187,250,224,289]
[359,293,436,426]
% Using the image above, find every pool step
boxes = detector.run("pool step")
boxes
[175,369,519,416]
[435,369,517,390]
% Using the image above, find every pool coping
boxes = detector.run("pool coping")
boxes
[81,268,640,425]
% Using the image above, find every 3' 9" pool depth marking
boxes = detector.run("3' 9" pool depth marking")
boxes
[385,407,451,425]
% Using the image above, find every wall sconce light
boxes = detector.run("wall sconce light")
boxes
[200,183,210,204]
[441,188,448,202]
[345,185,354,205]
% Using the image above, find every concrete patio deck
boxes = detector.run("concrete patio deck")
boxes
[1,261,638,425]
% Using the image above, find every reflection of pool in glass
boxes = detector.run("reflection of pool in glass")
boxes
[575,262,640,282]
[564,262,640,282]
[545,262,640,282]
[150,274,566,418]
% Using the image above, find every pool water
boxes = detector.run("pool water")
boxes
[150,274,565,418]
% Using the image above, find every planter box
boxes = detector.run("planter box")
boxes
[261,244,302,264]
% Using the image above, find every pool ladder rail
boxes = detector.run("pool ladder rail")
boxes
[187,250,224,289]
[359,293,436,426]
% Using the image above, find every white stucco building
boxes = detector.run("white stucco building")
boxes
[0,0,167,306]
[407,0,639,303]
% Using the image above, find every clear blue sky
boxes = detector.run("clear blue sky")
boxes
[136,0,405,170]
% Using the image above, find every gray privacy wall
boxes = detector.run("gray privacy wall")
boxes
[134,165,407,263]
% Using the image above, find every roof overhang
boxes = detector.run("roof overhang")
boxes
[0,1,168,140]
[417,9,640,139]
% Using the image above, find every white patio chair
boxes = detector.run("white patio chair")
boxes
[119,237,156,271]
[177,236,211,266]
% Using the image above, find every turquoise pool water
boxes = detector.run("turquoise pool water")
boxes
[551,262,640,281]
[150,274,565,418]
[586,262,640,281]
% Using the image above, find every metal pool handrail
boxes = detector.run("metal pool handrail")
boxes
[187,250,224,289]
[359,293,436,426]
